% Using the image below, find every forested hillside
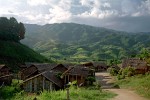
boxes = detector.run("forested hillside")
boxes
[0,17,50,70]
[22,23,150,63]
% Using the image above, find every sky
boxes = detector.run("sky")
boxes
[0,0,150,32]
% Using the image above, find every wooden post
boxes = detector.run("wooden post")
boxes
[68,75,69,82]
[49,82,52,91]
[29,80,32,92]
[43,77,45,90]
[76,75,77,81]
[65,75,66,84]
[34,78,37,92]
[66,88,70,100]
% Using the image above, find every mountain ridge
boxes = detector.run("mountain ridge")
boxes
[21,23,150,63]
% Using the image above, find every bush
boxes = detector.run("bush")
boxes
[122,67,135,77]
[86,82,101,91]
[86,76,96,85]
[117,74,125,80]
[109,68,118,76]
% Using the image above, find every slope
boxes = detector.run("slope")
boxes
[21,23,150,63]
[0,40,50,70]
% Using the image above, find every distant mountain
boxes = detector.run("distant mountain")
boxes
[21,23,150,63]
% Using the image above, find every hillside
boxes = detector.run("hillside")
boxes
[21,23,150,63]
[0,40,49,70]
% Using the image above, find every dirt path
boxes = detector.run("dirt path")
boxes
[95,72,148,100]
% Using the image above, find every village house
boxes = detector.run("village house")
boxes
[51,64,68,73]
[82,62,94,68]
[82,62,95,76]
[122,58,149,74]
[0,65,12,85]
[61,65,90,86]
[22,63,93,92]
[0,65,10,76]
[23,71,63,92]
[93,62,108,72]
[20,63,57,80]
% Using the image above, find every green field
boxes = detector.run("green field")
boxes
[0,84,116,100]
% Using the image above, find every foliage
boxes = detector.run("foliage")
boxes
[0,17,25,42]
[122,67,135,77]
[0,40,51,70]
[108,68,119,76]
[137,48,150,60]
[86,76,96,85]
[22,23,150,63]
[116,67,135,80]
[0,84,116,100]
[117,74,125,80]
[0,79,21,99]
[86,82,102,91]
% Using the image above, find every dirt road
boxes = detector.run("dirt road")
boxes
[95,72,148,100]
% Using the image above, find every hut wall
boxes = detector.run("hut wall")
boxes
[0,67,10,76]
[23,75,53,92]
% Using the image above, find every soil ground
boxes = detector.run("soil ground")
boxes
[95,72,148,100]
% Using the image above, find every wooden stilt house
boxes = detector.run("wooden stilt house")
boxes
[21,63,57,80]
[122,58,149,74]
[0,65,12,85]
[23,71,63,92]
[61,65,90,86]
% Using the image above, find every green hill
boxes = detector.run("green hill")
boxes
[21,23,150,63]
[0,40,50,70]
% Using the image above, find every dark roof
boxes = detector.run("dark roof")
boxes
[34,63,57,72]
[23,71,63,88]
[67,65,90,77]
[63,63,74,69]
[0,65,10,71]
[0,65,5,70]
[122,58,147,69]
[51,64,68,73]
[93,62,107,68]
[42,71,63,88]
[82,62,94,67]
[21,63,57,79]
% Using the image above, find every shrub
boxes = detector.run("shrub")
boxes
[86,76,96,85]
[122,67,135,77]
[109,68,118,76]
[117,74,125,80]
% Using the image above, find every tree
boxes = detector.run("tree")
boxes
[18,22,25,40]
[138,48,149,60]
[0,17,25,42]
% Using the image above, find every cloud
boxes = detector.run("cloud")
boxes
[0,0,150,32]
[27,0,47,6]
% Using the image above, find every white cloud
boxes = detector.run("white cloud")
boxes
[27,0,47,6]
[0,0,150,31]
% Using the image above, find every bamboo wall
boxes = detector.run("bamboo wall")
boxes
[23,75,53,92]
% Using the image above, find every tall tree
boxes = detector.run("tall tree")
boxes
[18,22,25,40]
[0,17,25,42]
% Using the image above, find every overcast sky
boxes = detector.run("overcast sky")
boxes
[0,0,150,32]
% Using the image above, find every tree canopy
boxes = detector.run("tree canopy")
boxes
[0,17,25,42]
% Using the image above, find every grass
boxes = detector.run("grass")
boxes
[116,73,150,98]
[0,40,52,70]
[37,87,116,100]
[0,79,22,99]
[0,83,116,100]
[0,40,49,62]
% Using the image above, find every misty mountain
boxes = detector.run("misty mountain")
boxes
[21,23,150,63]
